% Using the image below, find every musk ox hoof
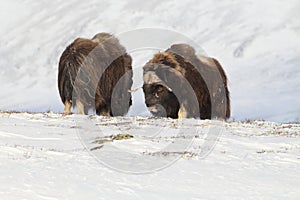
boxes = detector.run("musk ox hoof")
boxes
[63,111,72,115]
[63,100,72,115]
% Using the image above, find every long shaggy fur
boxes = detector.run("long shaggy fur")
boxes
[143,43,230,119]
[58,33,133,116]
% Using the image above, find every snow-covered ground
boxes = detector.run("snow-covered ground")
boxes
[0,112,299,199]
[1,0,300,199]
[0,0,299,122]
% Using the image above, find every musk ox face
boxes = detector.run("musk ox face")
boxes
[143,83,180,119]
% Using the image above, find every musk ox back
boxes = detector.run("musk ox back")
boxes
[143,43,230,120]
[58,33,133,116]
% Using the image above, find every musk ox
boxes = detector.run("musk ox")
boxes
[143,43,230,120]
[58,33,133,116]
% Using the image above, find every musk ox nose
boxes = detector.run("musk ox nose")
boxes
[146,103,151,107]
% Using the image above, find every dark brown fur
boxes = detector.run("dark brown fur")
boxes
[143,43,230,119]
[58,33,132,116]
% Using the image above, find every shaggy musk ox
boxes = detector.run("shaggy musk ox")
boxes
[143,43,230,120]
[58,33,133,116]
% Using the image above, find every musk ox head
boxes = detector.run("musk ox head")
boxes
[142,62,199,119]
[143,83,179,118]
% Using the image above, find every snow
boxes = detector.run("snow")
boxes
[0,112,299,199]
[0,0,300,199]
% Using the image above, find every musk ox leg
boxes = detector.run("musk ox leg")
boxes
[96,103,111,117]
[178,105,188,119]
[76,101,85,115]
[63,100,72,115]
[97,109,111,117]
[101,112,111,117]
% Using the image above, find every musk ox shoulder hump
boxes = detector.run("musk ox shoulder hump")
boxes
[148,52,186,76]
[91,32,114,44]
[168,43,196,58]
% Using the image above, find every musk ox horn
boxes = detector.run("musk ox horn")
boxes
[143,70,173,92]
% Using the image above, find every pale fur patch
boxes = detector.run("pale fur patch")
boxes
[178,105,188,119]
[64,100,72,115]
[143,71,172,91]
[147,106,158,112]
[76,100,85,115]
[91,33,113,44]
[198,55,217,68]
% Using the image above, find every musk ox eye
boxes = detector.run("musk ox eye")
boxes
[155,92,159,98]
